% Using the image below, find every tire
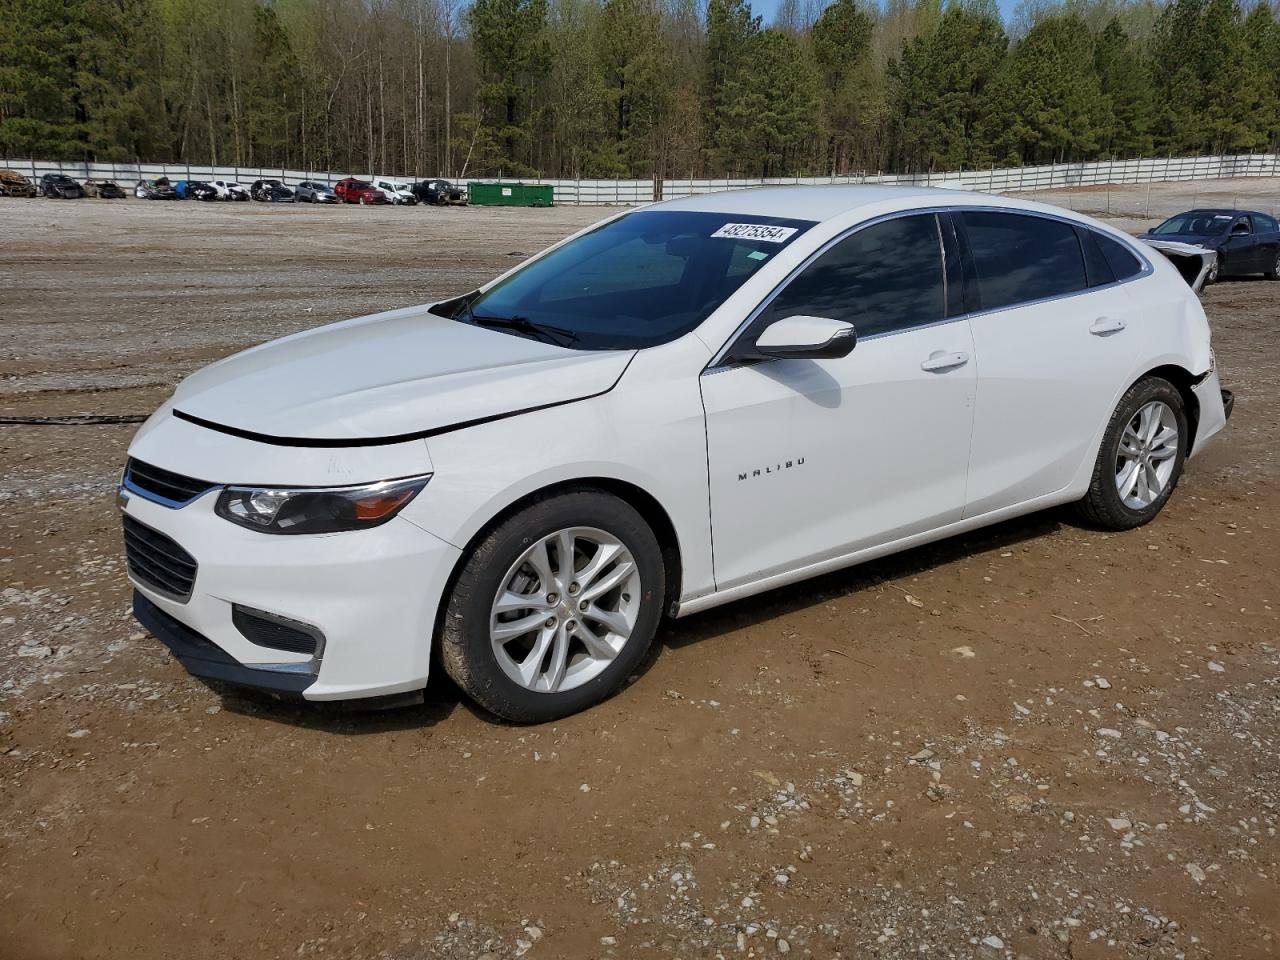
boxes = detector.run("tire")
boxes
[1205,253,1220,284]
[1074,376,1187,531]
[440,489,666,723]
[1265,248,1280,281]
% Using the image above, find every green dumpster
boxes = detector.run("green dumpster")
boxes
[467,181,553,207]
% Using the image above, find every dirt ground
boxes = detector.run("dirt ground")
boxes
[1,187,1278,960]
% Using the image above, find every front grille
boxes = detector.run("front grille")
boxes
[125,458,218,506]
[232,606,322,656]
[122,514,198,602]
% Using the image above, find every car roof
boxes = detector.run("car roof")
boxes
[1176,207,1267,217]
[649,185,1062,222]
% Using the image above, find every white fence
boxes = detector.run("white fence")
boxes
[4,153,1279,206]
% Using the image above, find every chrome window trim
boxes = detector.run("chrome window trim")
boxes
[704,204,1154,372]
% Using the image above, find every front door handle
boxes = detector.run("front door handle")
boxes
[920,351,969,372]
[1090,316,1127,336]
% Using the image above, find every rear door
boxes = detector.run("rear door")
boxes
[1250,213,1280,273]
[957,210,1144,518]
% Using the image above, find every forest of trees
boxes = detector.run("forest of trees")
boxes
[1,0,1278,180]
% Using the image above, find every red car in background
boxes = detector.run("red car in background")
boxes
[334,178,388,204]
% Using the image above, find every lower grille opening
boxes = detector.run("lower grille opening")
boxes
[123,515,198,602]
[232,606,323,656]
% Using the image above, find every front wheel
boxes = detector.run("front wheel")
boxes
[1074,377,1187,530]
[1205,253,1220,284]
[440,490,665,723]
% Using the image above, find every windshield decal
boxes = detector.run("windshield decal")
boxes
[712,223,798,243]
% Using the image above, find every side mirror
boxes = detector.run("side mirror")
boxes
[1232,222,1250,235]
[753,315,857,360]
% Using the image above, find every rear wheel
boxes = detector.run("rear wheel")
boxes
[1074,377,1187,530]
[440,490,665,723]
[1265,248,1280,281]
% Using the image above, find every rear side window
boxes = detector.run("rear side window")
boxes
[961,211,1086,311]
[1094,231,1144,281]
[762,214,946,339]
[1253,213,1278,232]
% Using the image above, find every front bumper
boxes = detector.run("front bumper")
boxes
[134,591,315,696]
[122,479,461,701]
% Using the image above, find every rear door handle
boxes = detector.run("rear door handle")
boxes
[1090,316,1127,336]
[920,351,969,372]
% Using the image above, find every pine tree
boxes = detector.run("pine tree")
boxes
[980,14,1107,165]
[888,4,1007,171]
[1242,1,1280,150]
[811,0,875,173]
[721,29,821,177]
[703,0,760,174]
[468,0,550,174]
[1094,17,1154,157]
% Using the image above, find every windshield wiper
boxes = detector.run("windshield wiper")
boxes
[467,311,579,348]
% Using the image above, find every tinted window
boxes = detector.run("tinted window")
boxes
[1253,213,1277,232]
[1151,212,1234,236]
[961,211,1086,310]
[1080,230,1116,287]
[1094,231,1143,281]
[761,214,945,339]
[460,210,813,350]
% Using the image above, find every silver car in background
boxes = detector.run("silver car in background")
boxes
[295,180,340,204]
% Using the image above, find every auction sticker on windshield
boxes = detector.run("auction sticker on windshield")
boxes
[711,223,799,243]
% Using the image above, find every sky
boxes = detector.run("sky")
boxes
[750,0,1022,25]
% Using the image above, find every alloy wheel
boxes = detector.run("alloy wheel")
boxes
[1115,400,1179,510]
[489,527,642,694]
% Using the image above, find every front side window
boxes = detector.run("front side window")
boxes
[757,214,946,340]
[455,210,814,350]
[961,211,1086,311]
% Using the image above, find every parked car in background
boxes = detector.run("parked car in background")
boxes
[334,177,388,204]
[412,178,466,205]
[82,179,126,199]
[119,187,1230,723]
[186,181,219,201]
[1140,209,1280,284]
[40,173,85,198]
[0,169,37,197]
[373,178,417,205]
[251,179,295,202]
[295,180,340,203]
[206,179,250,201]
[135,179,180,200]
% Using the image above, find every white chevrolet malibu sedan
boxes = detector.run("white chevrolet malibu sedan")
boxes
[120,187,1232,721]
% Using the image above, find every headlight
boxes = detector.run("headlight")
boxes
[215,475,431,535]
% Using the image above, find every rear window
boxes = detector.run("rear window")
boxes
[961,211,1087,311]
[1095,232,1144,281]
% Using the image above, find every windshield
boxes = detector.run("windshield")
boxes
[1151,213,1234,237]
[453,210,814,350]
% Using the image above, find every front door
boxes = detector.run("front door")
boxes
[701,213,977,591]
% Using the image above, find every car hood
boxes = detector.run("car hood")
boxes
[1139,233,1216,246]
[171,305,634,443]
